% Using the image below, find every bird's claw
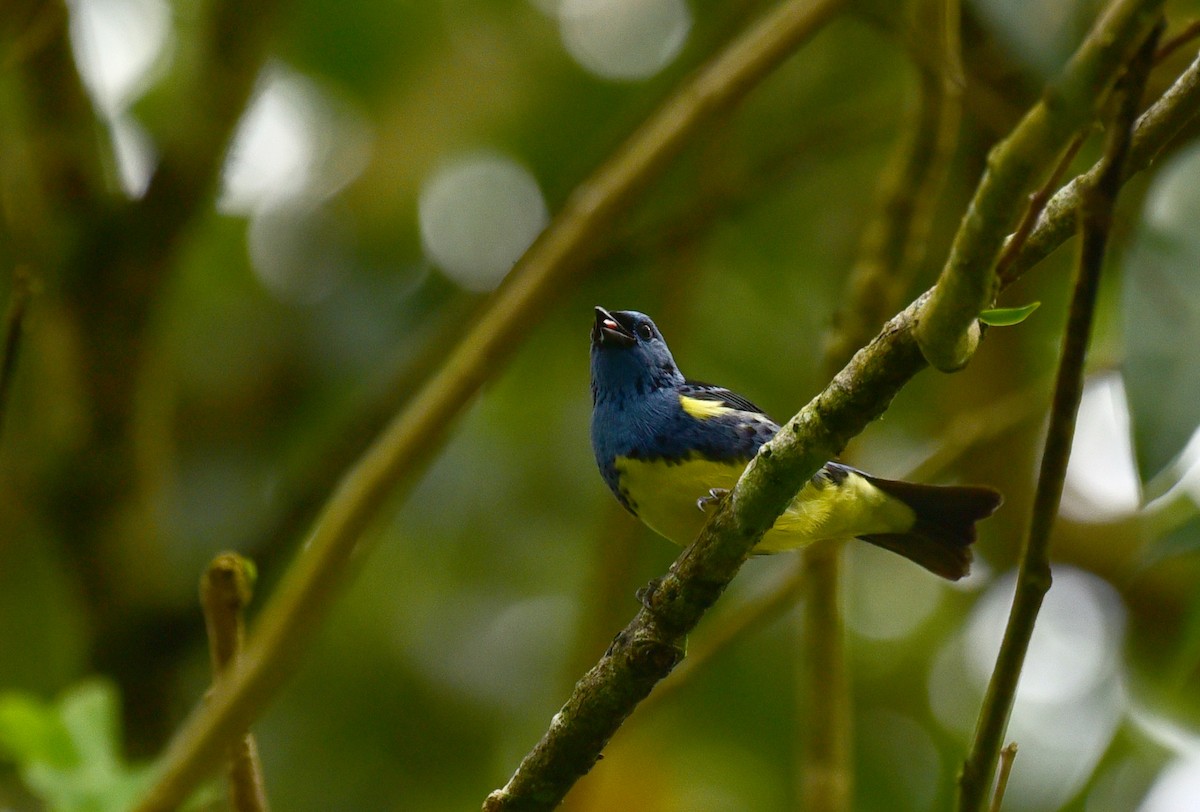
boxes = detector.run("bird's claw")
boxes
[635,577,663,609]
[695,487,730,513]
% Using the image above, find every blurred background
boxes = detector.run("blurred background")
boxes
[2,0,1200,809]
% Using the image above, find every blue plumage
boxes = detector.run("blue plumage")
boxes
[588,307,1002,579]
[589,309,770,509]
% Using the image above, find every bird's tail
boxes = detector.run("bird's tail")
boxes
[857,476,1002,581]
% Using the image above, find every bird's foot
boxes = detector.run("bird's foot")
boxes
[635,577,663,609]
[695,487,730,513]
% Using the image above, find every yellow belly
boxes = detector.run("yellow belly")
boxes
[614,455,915,552]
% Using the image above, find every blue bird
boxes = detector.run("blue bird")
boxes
[589,307,1002,579]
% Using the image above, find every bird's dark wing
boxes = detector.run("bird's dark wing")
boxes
[680,380,773,421]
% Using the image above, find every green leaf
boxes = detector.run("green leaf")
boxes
[0,693,77,768]
[979,301,1040,326]
[1122,143,1200,482]
[0,681,153,812]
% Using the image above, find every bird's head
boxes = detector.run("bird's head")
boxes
[590,307,683,400]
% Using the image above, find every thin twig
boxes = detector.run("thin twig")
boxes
[132,1,854,809]
[956,20,1162,812]
[201,554,271,812]
[916,0,1166,371]
[994,136,1085,287]
[1155,18,1200,62]
[996,14,1200,290]
[0,267,33,443]
[988,743,1019,812]
[1002,47,1200,286]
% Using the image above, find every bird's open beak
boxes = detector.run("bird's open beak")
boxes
[593,306,636,348]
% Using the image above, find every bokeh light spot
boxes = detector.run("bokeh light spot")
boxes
[221,65,372,216]
[109,114,156,197]
[1131,714,1200,812]
[68,0,172,115]
[558,0,691,80]
[67,0,172,197]
[965,568,1124,703]
[1145,142,1200,245]
[418,155,548,293]
[932,567,1129,809]
[1138,757,1200,812]
[1061,373,1141,521]
[247,204,348,304]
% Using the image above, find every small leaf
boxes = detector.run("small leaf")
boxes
[979,302,1041,326]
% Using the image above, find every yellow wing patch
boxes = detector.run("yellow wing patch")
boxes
[679,394,735,420]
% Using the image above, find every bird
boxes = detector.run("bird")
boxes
[589,306,1002,580]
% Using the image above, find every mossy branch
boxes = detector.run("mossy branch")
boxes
[639,374,1045,716]
[131,1,854,809]
[955,21,1162,812]
[916,0,1166,371]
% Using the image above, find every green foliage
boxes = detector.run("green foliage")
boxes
[1122,143,1200,483]
[4,0,1200,809]
[0,681,152,812]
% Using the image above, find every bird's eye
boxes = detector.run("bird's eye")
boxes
[637,324,654,340]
